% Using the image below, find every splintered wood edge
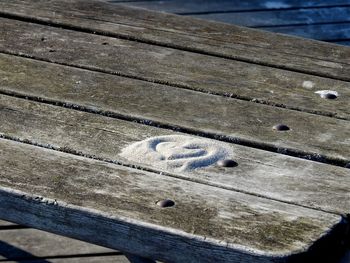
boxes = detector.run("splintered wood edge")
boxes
[0,139,346,263]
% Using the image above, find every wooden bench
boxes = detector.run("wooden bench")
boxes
[0,0,349,262]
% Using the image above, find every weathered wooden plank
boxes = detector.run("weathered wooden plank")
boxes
[1,18,350,122]
[192,7,350,27]
[263,22,350,41]
[0,229,115,260]
[1,0,350,82]
[0,138,347,263]
[0,53,349,165]
[110,0,350,14]
[0,220,15,226]
[0,93,349,215]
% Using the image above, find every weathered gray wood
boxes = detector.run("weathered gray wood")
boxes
[1,0,350,82]
[0,53,349,165]
[192,7,350,27]
[0,229,115,260]
[1,18,349,122]
[0,220,15,226]
[0,93,349,215]
[0,138,347,263]
[111,0,350,14]
[263,22,350,41]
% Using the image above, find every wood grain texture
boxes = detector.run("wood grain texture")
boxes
[0,54,349,165]
[0,138,347,263]
[0,93,349,215]
[1,0,350,82]
[0,229,115,260]
[1,18,349,122]
[0,220,15,226]
[109,0,350,14]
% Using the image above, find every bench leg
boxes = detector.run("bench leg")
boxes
[125,253,157,263]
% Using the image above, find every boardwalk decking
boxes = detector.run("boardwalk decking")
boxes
[0,1,349,262]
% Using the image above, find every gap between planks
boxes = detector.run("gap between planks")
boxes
[1,10,350,86]
[0,88,348,170]
[1,49,347,122]
[0,138,348,263]
[0,52,348,168]
[0,132,344,217]
[0,93,349,216]
[0,15,349,122]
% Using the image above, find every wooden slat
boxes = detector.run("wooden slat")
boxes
[0,93,349,215]
[0,220,16,227]
[192,7,350,27]
[0,229,115,260]
[0,138,347,263]
[1,18,349,122]
[110,0,350,14]
[1,0,350,82]
[0,53,349,165]
[263,22,350,41]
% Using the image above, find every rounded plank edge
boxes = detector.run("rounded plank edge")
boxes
[0,186,348,263]
[0,186,282,263]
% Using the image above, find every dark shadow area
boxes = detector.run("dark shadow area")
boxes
[287,215,350,263]
[0,240,52,263]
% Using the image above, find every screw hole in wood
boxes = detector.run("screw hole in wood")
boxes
[157,199,175,208]
[217,159,238,167]
[315,90,338,100]
[273,124,290,131]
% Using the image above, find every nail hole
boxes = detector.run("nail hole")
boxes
[217,159,238,167]
[49,49,56,53]
[323,93,337,99]
[273,124,290,131]
[102,42,109,45]
[41,37,46,42]
[156,199,175,208]
[315,90,338,100]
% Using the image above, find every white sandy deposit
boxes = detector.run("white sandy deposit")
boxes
[315,90,339,98]
[120,135,233,172]
[302,80,315,89]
